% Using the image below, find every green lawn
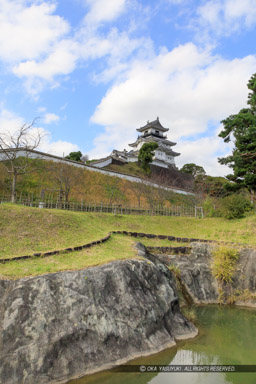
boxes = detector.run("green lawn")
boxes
[0,203,256,278]
[1,204,256,259]
[0,204,109,259]
[0,235,139,279]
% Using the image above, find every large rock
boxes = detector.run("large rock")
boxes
[0,256,197,384]
[155,242,256,306]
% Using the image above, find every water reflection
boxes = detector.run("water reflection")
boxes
[69,306,256,384]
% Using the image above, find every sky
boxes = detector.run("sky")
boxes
[0,0,256,176]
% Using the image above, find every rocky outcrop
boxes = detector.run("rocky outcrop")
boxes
[0,255,197,384]
[233,247,256,306]
[153,242,256,307]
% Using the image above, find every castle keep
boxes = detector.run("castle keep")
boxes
[93,118,180,169]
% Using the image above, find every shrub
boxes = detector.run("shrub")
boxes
[219,194,252,219]
[168,264,181,277]
[203,197,219,217]
[212,246,239,283]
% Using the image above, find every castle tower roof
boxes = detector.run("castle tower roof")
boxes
[136,117,169,133]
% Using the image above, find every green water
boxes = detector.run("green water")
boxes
[69,306,256,384]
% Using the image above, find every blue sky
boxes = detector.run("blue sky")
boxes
[0,0,256,175]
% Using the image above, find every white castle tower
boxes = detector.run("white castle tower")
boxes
[93,117,180,169]
[127,117,180,168]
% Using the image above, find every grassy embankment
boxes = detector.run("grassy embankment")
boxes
[104,162,147,178]
[0,159,194,208]
[0,203,256,279]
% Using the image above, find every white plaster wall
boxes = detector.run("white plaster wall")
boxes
[91,157,113,168]
[151,159,168,168]
[155,150,175,165]
[127,156,137,162]
[0,149,193,196]
[137,141,144,150]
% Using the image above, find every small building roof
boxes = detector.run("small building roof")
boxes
[136,117,169,133]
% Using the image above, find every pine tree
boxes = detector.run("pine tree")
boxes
[138,142,158,173]
[218,73,256,195]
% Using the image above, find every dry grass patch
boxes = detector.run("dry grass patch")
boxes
[212,246,239,283]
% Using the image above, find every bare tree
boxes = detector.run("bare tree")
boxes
[133,180,158,210]
[81,154,89,163]
[48,162,78,203]
[127,181,145,208]
[0,119,43,202]
[103,177,127,205]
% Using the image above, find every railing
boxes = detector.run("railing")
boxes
[0,195,204,217]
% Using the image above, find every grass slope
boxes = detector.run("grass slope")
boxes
[0,235,138,279]
[104,162,147,178]
[1,204,256,278]
[0,159,194,208]
[0,204,108,259]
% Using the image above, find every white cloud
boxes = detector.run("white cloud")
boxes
[197,0,256,37]
[84,0,127,24]
[60,103,68,111]
[87,30,154,83]
[0,108,78,157]
[0,108,24,135]
[0,1,69,62]
[0,0,147,95]
[13,28,150,94]
[165,0,187,3]
[37,106,47,113]
[43,113,60,124]
[1,0,254,100]
[0,0,76,94]
[13,39,79,81]
[39,139,79,157]
[89,43,256,174]
[176,133,233,176]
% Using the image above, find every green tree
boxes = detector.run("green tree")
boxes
[199,176,234,197]
[218,73,256,196]
[247,72,256,113]
[65,151,83,162]
[180,163,206,178]
[138,142,158,173]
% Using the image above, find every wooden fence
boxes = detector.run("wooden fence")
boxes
[0,195,204,217]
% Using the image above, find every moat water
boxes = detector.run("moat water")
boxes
[69,305,256,384]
